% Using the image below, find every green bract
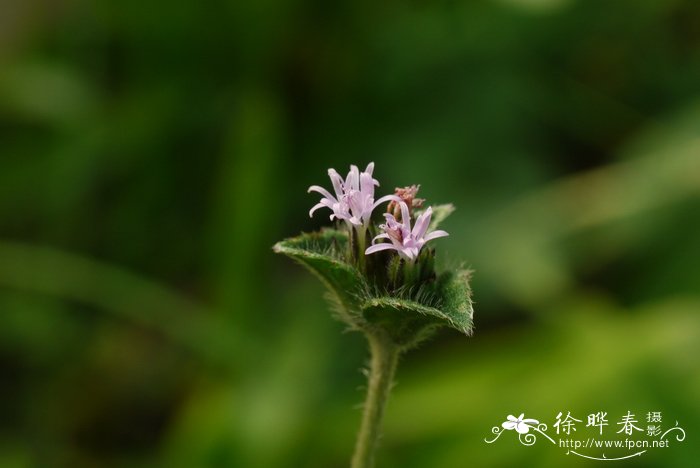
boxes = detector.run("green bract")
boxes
[273,205,473,349]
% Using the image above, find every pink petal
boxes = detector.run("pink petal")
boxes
[424,230,449,242]
[383,212,398,223]
[400,202,410,227]
[328,169,345,199]
[360,172,375,197]
[309,202,327,217]
[347,165,360,191]
[371,233,391,242]
[412,207,432,239]
[308,185,337,202]
[365,243,397,255]
[372,194,401,210]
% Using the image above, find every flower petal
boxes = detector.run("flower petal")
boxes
[360,172,375,198]
[308,185,337,202]
[371,233,391,242]
[383,212,399,223]
[365,243,397,255]
[424,230,449,242]
[507,415,518,422]
[400,201,411,226]
[347,165,360,191]
[372,194,401,210]
[412,206,432,239]
[328,169,345,199]
[522,419,539,426]
[309,202,327,218]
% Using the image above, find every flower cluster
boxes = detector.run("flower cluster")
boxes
[309,162,449,265]
[308,163,398,228]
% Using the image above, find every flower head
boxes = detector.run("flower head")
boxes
[387,185,425,220]
[308,162,398,227]
[501,414,539,434]
[365,202,449,262]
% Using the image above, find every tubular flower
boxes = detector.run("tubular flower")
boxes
[365,202,449,262]
[308,162,398,227]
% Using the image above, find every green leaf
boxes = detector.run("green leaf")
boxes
[361,297,451,348]
[435,269,474,336]
[361,269,473,347]
[273,229,366,327]
[274,229,474,346]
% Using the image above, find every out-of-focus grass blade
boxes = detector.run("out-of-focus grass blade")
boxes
[0,240,247,369]
[472,104,700,306]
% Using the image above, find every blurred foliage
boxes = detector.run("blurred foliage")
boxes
[1,0,699,467]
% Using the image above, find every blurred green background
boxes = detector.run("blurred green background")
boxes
[1,0,699,467]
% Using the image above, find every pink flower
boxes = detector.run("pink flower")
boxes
[365,202,449,262]
[308,163,398,227]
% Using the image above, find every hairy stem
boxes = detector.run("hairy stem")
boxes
[351,333,400,468]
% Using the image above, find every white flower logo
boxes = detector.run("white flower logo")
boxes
[502,414,539,434]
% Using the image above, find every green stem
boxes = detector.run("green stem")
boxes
[402,258,418,286]
[356,225,367,273]
[351,333,400,468]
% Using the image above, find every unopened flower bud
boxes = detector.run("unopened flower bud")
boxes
[387,185,425,221]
